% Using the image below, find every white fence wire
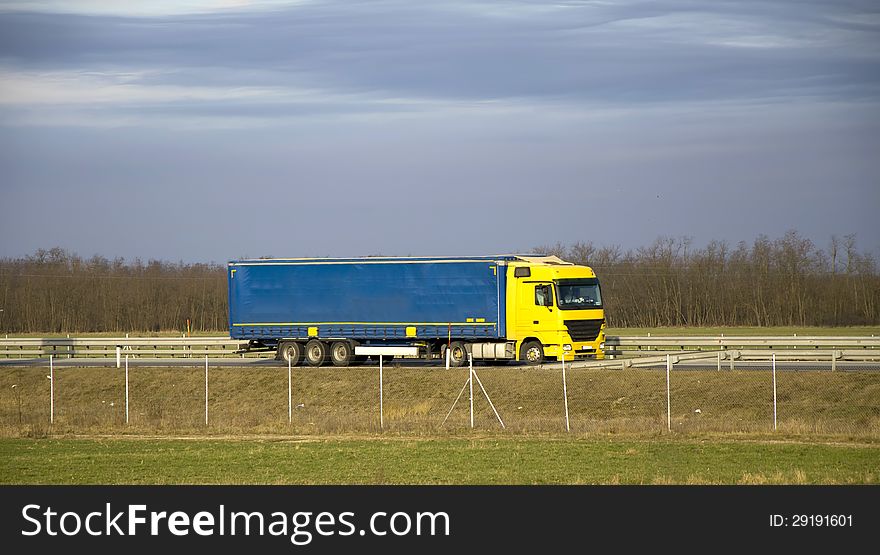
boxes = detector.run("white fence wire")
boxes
[1,353,878,437]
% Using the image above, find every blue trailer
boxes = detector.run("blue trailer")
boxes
[228,255,606,366]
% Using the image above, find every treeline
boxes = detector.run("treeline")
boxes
[0,231,877,333]
[0,248,226,333]
[536,231,879,327]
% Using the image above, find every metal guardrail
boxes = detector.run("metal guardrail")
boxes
[0,336,255,359]
[1,335,878,361]
[601,336,879,363]
[582,335,880,369]
[605,335,879,349]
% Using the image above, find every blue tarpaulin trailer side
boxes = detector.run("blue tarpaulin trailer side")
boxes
[228,257,510,344]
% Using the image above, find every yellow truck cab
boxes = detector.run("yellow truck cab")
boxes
[507,256,606,364]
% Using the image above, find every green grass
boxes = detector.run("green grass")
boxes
[2,351,876,486]
[0,436,877,485]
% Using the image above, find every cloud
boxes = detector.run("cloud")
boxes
[0,1,877,260]
[0,1,311,17]
[0,0,876,129]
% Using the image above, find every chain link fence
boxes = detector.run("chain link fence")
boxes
[1,357,878,437]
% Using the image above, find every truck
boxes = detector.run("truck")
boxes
[227,255,605,366]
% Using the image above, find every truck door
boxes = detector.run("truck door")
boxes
[515,281,559,343]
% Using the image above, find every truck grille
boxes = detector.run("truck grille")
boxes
[564,319,604,342]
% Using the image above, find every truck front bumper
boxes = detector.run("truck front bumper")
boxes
[545,340,605,360]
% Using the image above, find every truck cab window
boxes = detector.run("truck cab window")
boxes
[534,284,553,307]
[556,278,602,310]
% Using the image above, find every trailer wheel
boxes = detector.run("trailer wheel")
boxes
[330,341,354,367]
[305,339,328,367]
[279,342,303,366]
[448,341,468,367]
[520,340,544,365]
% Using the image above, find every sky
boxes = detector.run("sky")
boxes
[0,0,878,264]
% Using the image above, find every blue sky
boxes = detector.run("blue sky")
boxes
[1,0,878,263]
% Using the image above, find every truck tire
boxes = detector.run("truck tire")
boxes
[330,341,354,367]
[448,341,468,367]
[520,340,544,365]
[279,342,303,366]
[305,339,328,367]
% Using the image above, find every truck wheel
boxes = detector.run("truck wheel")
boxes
[448,341,468,367]
[330,341,353,367]
[305,340,328,367]
[520,340,544,365]
[279,342,303,366]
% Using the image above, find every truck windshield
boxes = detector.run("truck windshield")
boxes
[556,279,602,310]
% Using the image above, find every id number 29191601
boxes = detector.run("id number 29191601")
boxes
[770,514,853,527]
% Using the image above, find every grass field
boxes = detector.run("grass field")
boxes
[2,326,877,486]
[2,365,878,436]
[1,436,878,485]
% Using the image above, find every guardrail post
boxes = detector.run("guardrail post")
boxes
[831,350,837,372]
[116,346,121,368]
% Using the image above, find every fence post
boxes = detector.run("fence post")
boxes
[125,355,129,425]
[379,354,384,429]
[469,353,474,429]
[288,356,292,425]
[772,353,777,431]
[562,349,570,432]
[204,355,209,426]
[49,354,54,425]
[665,354,671,432]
